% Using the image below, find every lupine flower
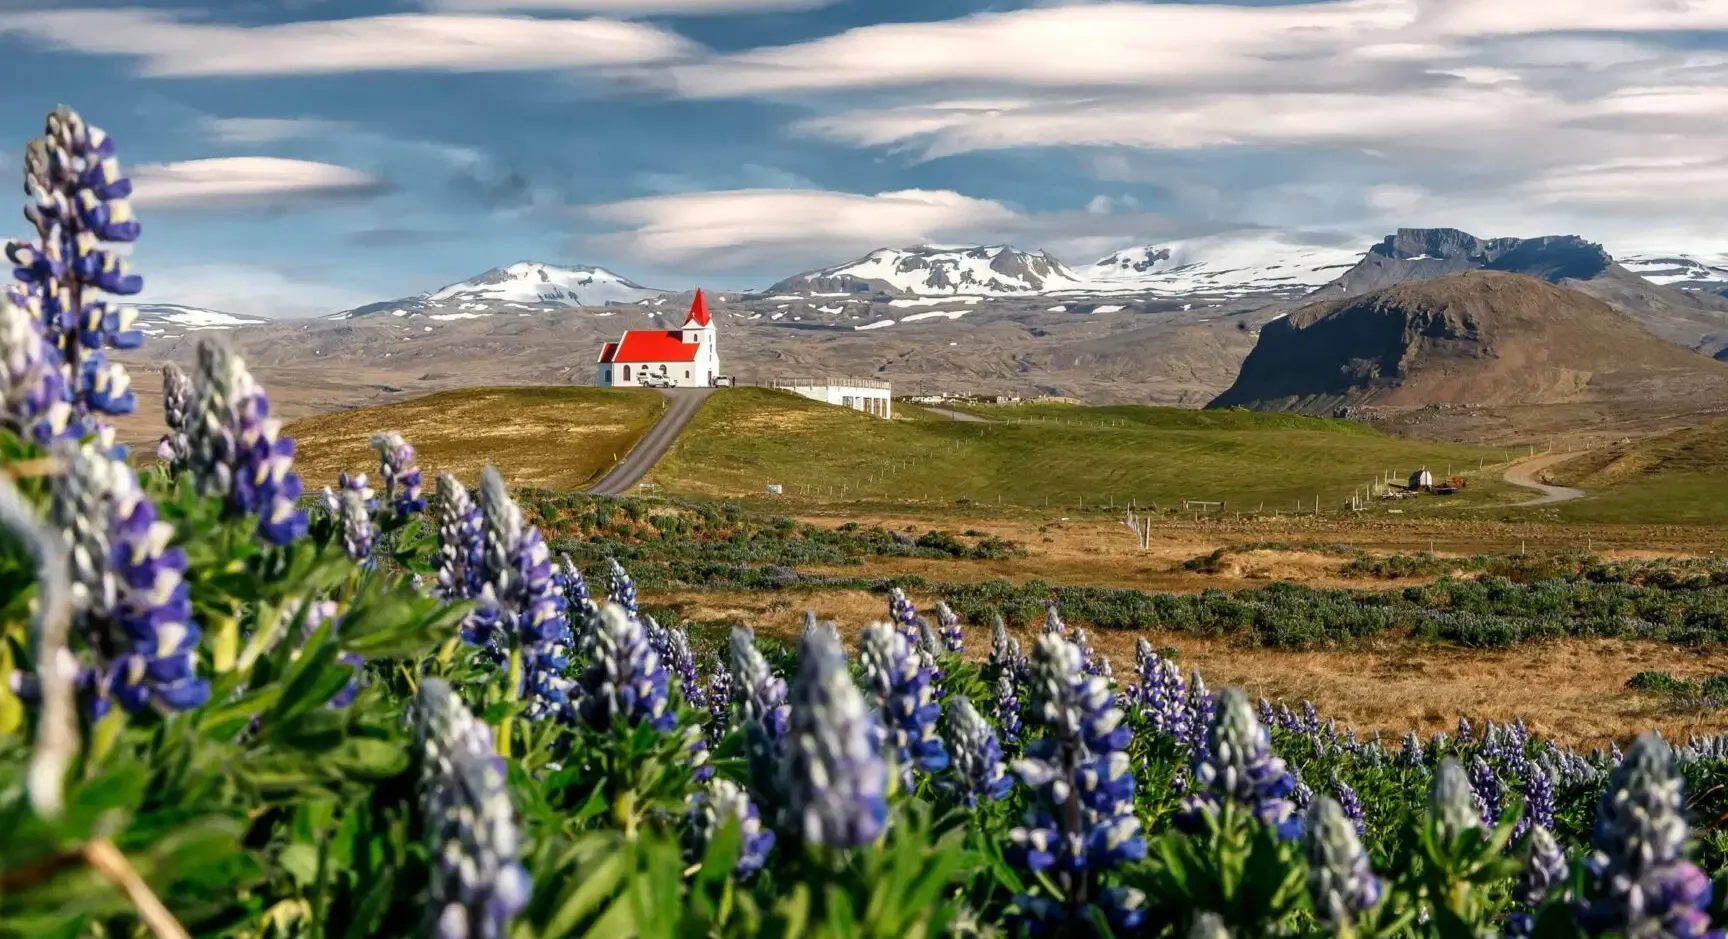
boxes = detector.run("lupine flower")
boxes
[667,625,705,710]
[1257,696,1275,727]
[1470,757,1500,829]
[887,586,919,640]
[1135,649,1191,742]
[1578,733,1717,939]
[478,468,572,718]
[933,601,964,653]
[47,441,208,717]
[858,622,949,788]
[1331,773,1366,837]
[296,599,364,709]
[156,361,191,469]
[555,553,593,617]
[1518,764,1556,843]
[411,678,531,939]
[1307,796,1382,930]
[606,557,637,615]
[781,626,889,849]
[1457,716,1475,745]
[1508,826,1569,936]
[0,290,70,445]
[185,340,307,545]
[435,474,482,599]
[987,614,1026,682]
[916,617,945,683]
[941,696,1011,807]
[1008,632,1144,933]
[575,602,672,732]
[1186,670,1216,756]
[688,778,775,877]
[1177,688,1301,841]
[1399,731,1424,769]
[993,674,1023,748]
[729,626,789,740]
[369,431,426,516]
[8,107,143,441]
[334,488,373,563]
[1430,759,1484,846]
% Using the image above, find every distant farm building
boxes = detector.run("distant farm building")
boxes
[1409,468,1434,490]
[769,378,893,419]
[596,289,720,388]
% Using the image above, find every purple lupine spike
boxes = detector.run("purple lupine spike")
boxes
[941,696,1011,807]
[334,487,373,564]
[1508,826,1569,936]
[782,626,889,849]
[1257,696,1275,727]
[1457,716,1475,745]
[435,473,486,618]
[729,626,789,740]
[934,601,964,654]
[555,553,593,617]
[185,340,307,545]
[46,441,208,717]
[606,557,637,615]
[479,467,573,719]
[688,778,775,877]
[1134,649,1190,742]
[993,674,1023,748]
[666,625,705,709]
[1331,773,1366,837]
[1470,757,1501,829]
[1177,687,1301,841]
[0,290,71,446]
[858,622,949,789]
[1007,631,1144,933]
[9,107,143,443]
[1307,796,1382,930]
[156,361,192,469]
[412,679,531,939]
[1185,669,1216,756]
[1579,733,1718,939]
[369,431,426,516]
[915,616,947,694]
[1399,731,1424,769]
[1516,763,1556,844]
[887,586,919,639]
[705,654,732,741]
[1041,602,1066,636]
[575,602,672,732]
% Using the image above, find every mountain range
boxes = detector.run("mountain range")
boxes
[118,225,1728,443]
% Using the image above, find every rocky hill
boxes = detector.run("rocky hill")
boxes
[1210,271,1728,420]
[765,245,1086,297]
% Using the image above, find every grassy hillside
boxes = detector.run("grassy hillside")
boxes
[1547,420,1728,524]
[652,388,1507,510]
[287,387,665,491]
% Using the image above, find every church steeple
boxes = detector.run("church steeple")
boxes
[683,288,711,328]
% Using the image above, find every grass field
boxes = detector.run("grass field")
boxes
[1547,419,1728,525]
[287,386,665,491]
[651,388,1512,511]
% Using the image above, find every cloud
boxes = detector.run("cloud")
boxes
[346,227,469,247]
[424,0,836,14]
[131,158,388,207]
[583,186,1205,268]
[203,117,349,144]
[0,9,697,76]
[135,264,379,319]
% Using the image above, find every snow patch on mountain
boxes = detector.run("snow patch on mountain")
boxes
[1071,232,1367,299]
[1618,252,1728,290]
[770,245,1086,297]
[133,303,270,335]
[426,261,667,307]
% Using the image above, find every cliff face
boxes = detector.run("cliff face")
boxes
[1210,271,1728,415]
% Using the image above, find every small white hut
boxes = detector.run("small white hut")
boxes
[1409,468,1434,490]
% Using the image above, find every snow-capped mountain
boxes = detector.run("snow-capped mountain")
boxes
[133,303,270,336]
[1069,232,1367,300]
[334,261,670,320]
[767,245,1087,297]
[1617,253,1728,294]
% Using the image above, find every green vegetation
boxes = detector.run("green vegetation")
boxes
[1548,420,1728,524]
[654,388,1507,509]
[1626,670,1728,711]
[288,386,665,491]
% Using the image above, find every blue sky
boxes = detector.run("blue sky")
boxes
[3,0,1728,315]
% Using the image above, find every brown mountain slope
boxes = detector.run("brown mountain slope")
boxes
[1209,271,1728,418]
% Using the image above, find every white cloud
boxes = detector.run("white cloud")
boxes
[134,264,378,319]
[0,9,696,76]
[586,188,1024,267]
[202,117,350,144]
[424,0,835,14]
[131,158,386,207]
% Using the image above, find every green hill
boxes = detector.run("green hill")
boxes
[651,388,1506,510]
[287,387,665,491]
[1547,420,1728,524]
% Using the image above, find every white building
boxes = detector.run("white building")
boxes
[596,289,720,388]
[769,378,893,419]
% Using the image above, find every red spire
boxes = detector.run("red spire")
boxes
[684,288,711,327]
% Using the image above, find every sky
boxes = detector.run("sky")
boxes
[5,0,1728,316]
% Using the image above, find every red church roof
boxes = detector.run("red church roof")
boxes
[683,288,711,327]
[597,330,699,364]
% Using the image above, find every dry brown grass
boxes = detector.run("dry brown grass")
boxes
[651,585,1728,746]
[287,386,666,491]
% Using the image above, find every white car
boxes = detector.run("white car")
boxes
[639,375,674,388]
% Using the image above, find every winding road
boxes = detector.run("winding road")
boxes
[585,388,714,496]
[1502,452,1586,506]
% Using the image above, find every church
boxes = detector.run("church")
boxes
[595,289,720,389]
